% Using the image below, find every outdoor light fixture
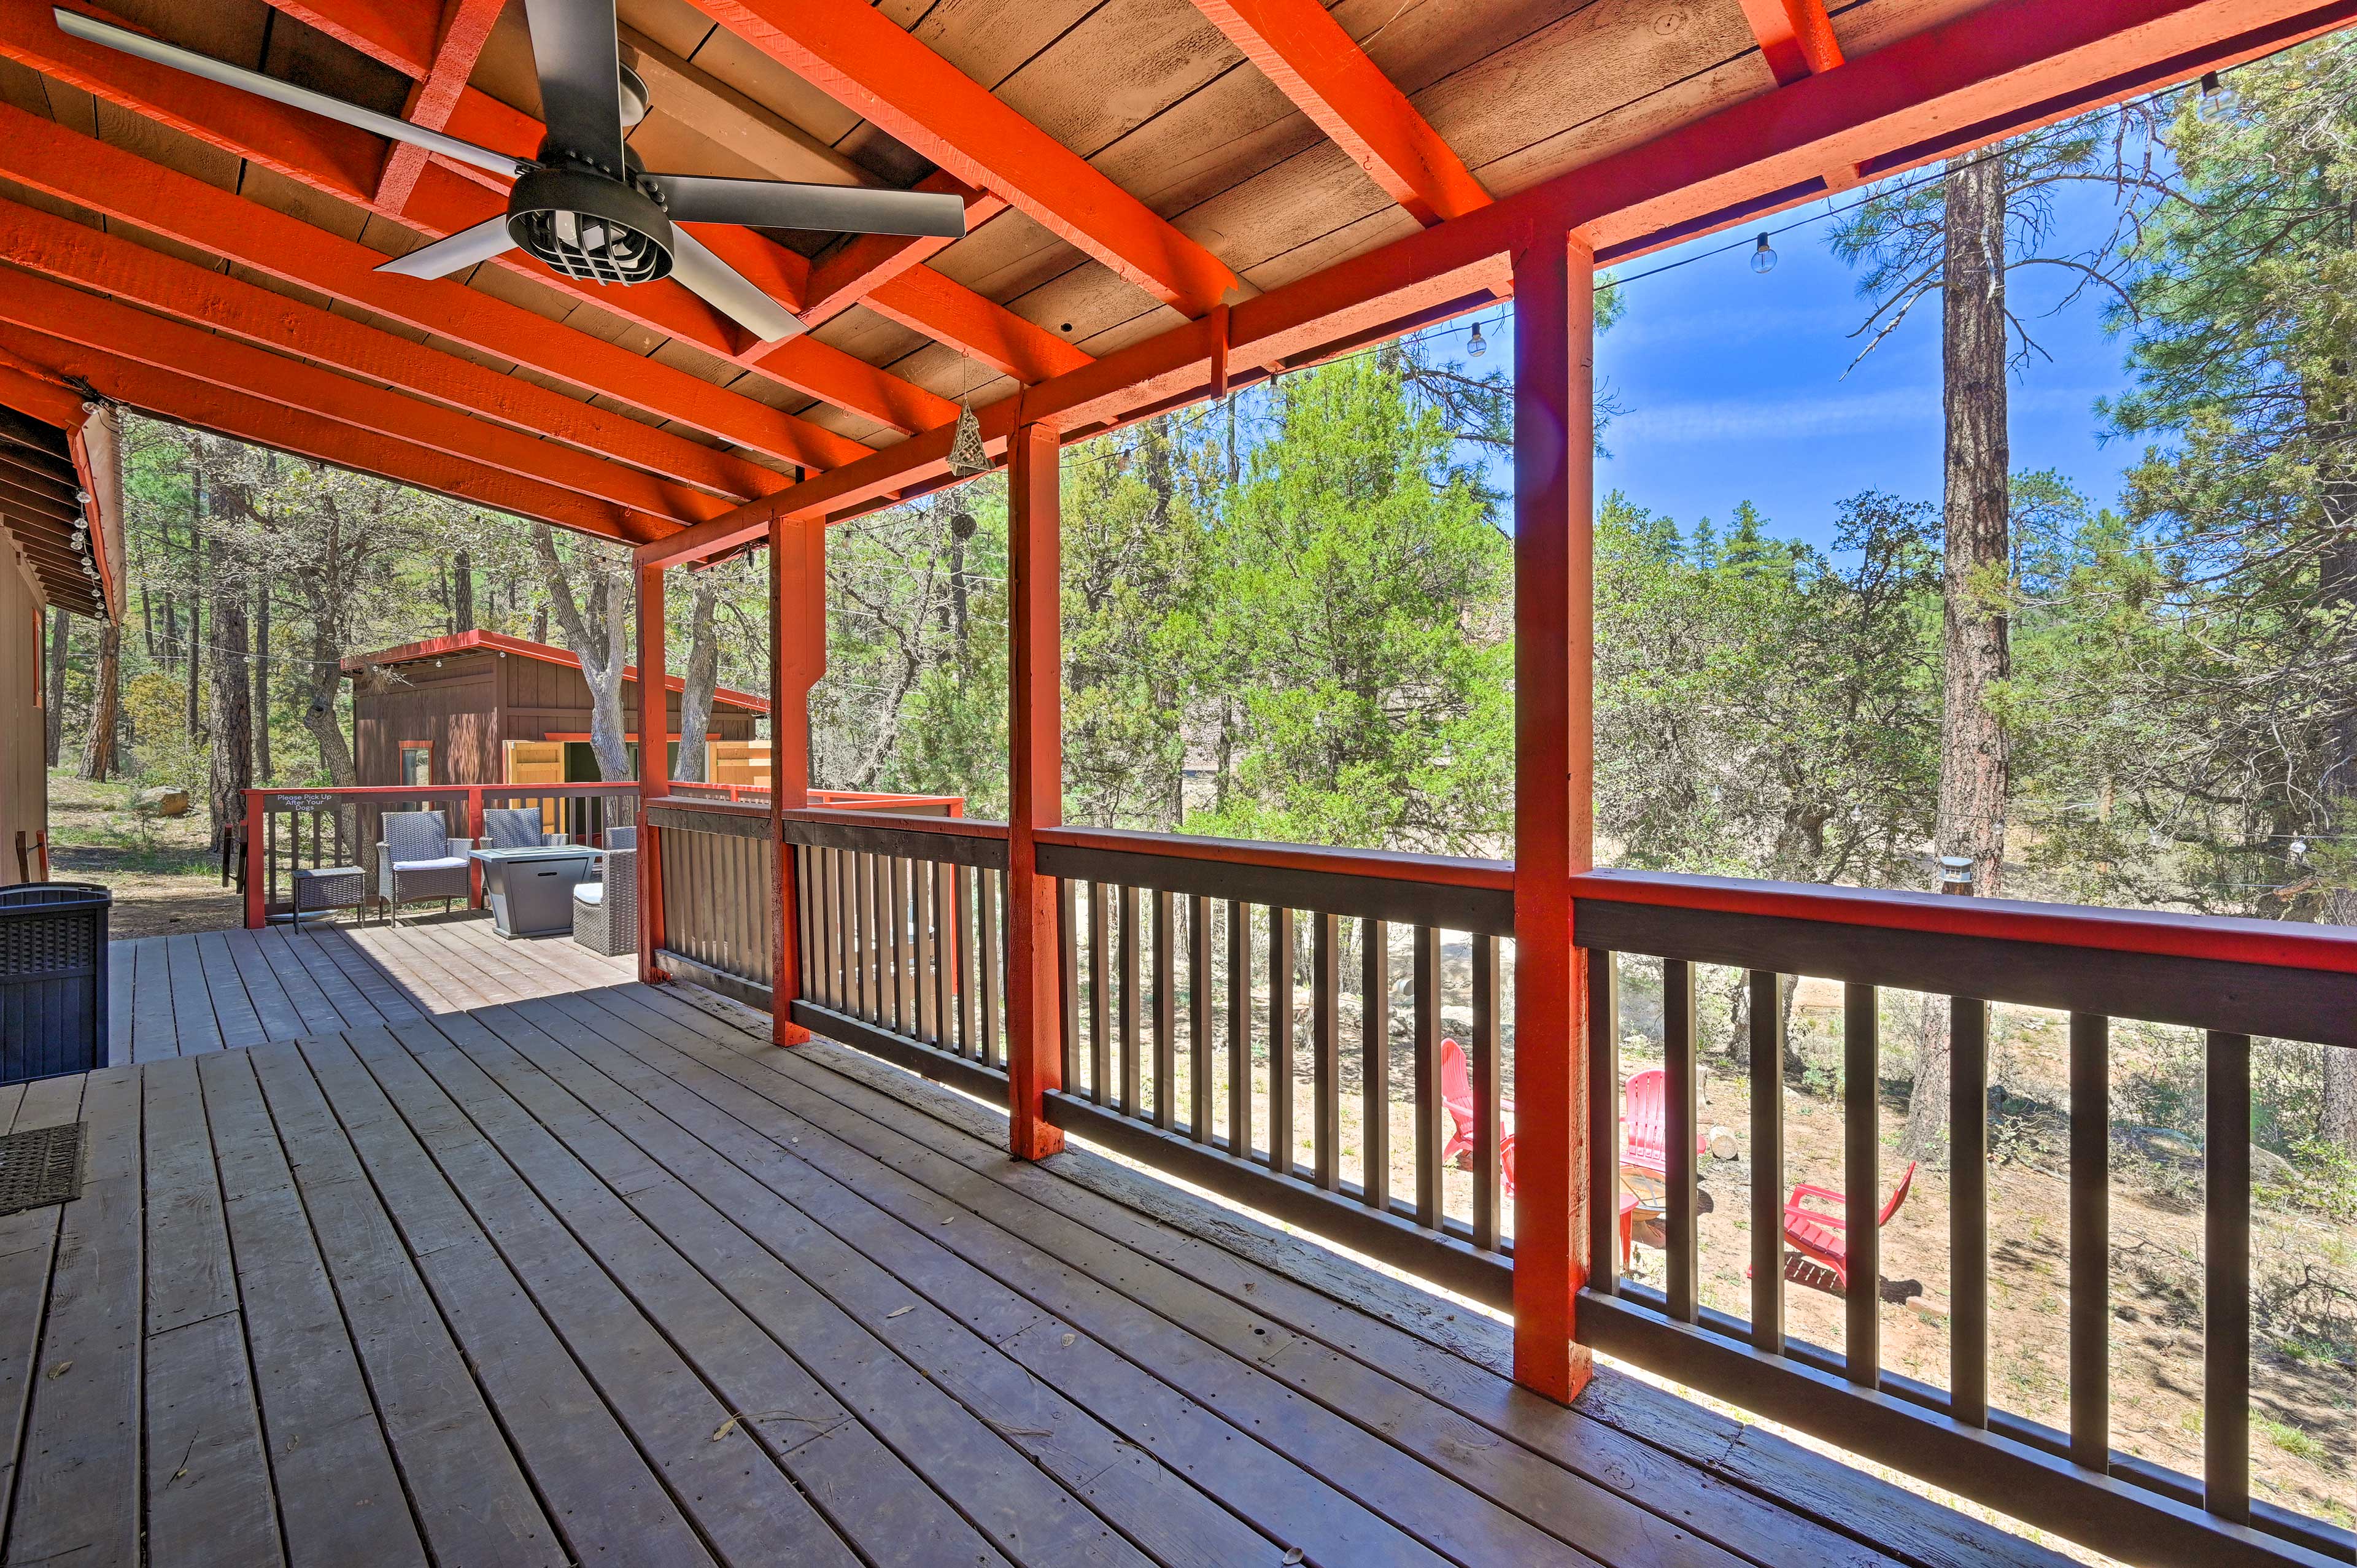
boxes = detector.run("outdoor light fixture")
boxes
[1751,233,1777,274]
[1465,319,1487,358]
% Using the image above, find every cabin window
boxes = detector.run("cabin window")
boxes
[398,741,432,787]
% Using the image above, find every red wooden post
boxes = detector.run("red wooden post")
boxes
[1006,419,1066,1160]
[242,788,266,929]
[637,562,669,984]
[1511,226,1597,1403]
[466,786,486,908]
[769,511,824,1045]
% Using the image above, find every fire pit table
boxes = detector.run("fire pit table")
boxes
[469,844,603,938]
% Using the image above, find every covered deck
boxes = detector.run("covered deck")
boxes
[2,921,2056,1568]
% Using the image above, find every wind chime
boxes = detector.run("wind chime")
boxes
[945,352,989,479]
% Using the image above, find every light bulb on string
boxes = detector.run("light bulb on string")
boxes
[1465,317,1487,358]
[1750,233,1777,274]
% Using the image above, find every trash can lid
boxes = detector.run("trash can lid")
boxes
[0,882,112,911]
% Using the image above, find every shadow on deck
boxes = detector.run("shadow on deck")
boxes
[0,921,2073,1567]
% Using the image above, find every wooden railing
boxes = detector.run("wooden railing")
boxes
[1571,869,2357,1568]
[642,798,773,1004]
[240,783,638,925]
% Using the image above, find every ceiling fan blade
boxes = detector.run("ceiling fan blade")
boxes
[667,229,805,344]
[522,0,625,171]
[650,175,967,239]
[375,218,517,280]
[53,8,525,180]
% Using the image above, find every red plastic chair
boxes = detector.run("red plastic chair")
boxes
[1500,1135,1639,1270]
[1779,1162,1919,1288]
[1620,1067,1708,1176]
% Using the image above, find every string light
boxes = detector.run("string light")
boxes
[1465,318,1487,358]
[1750,233,1777,274]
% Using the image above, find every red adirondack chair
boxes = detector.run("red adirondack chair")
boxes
[1498,1135,1640,1270]
[1439,1037,1496,1165]
[1620,1067,1710,1176]
[1779,1163,1919,1288]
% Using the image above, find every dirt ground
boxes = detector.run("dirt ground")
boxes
[39,771,243,938]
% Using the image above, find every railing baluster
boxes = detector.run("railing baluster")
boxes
[828,848,847,1012]
[851,849,872,1022]
[795,846,815,1005]
[1227,899,1251,1159]
[1413,924,1441,1229]
[895,857,916,1033]
[1153,889,1177,1131]
[978,870,1002,1067]
[1088,881,1109,1105]
[932,861,954,1051]
[2069,1012,2110,1473]
[2205,1030,2251,1524]
[1749,969,1782,1351]
[1058,878,1078,1083]
[1588,950,1620,1289]
[1269,905,1295,1177]
[1665,958,1698,1323]
[1471,933,1501,1249]
[955,863,976,1056]
[1312,912,1341,1191]
[915,859,939,1046]
[1844,981,1880,1387]
[1361,917,1388,1211]
[1951,992,1991,1427]
[1188,895,1211,1141]
[1120,882,1142,1118]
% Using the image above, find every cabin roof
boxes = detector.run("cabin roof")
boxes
[341,627,772,714]
[0,397,122,621]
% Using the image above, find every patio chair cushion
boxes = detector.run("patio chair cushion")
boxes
[482,808,546,849]
[389,856,469,873]
[382,811,455,862]
[605,826,638,851]
[572,882,605,908]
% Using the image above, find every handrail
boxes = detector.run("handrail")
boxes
[1574,865,2357,976]
[782,808,1010,841]
[644,794,769,820]
[1036,824,1512,892]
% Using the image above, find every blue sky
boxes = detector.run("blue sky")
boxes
[1431,182,2151,554]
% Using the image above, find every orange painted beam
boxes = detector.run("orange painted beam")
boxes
[687,0,1242,316]
[0,107,861,478]
[375,0,508,213]
[738,321,958,434]
[640,0,2355,565]
[1186,0,1488,225]
[859,267,1094,385]
[0,270,689,540]
[636,562,669,983]
[1004,419,1064,1160]
[0,362,88,431]
[800,174,1006,325]
[1735,0,1845,85]
[0,326,662,539]
[271,0,436,77]
[0,195,749,519]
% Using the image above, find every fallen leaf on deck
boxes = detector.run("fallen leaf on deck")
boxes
[44,1361,70,1380]
[886,1305,914,1318]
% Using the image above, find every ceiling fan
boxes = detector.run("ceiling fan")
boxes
[53,0,967,342]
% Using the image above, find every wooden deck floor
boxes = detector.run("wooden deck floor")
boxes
[0,919,2069,1568]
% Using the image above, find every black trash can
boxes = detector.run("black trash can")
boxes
[0,882,110,1083]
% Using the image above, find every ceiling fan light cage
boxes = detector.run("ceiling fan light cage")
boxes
[507,164,675,287]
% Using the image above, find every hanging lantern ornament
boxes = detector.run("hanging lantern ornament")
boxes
[945,397,989,479]
[1465,318,1487,358]
[1751,233,1778,274]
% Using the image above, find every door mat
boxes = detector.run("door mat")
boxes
[0,1123,83,1216]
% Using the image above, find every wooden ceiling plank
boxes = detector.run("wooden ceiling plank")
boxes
[0,199,740,520]
[1733,0,1844,85]
[859,265,1093,384]
[0,103,864,474]
[686,0,1245,315]
[268,0,436,78]
[641,0,2351,564]
[0,260,715,529]
[0,326,663,538]
[1182,0,1490,225]
[376,0,508,212]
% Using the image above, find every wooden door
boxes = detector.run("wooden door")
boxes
[503,741,565,833]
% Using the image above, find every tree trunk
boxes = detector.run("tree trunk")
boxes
[301,624,358,786]
[2315,479,2357,1149]
[1905,150,2013,1164]
[184,493,204,744]
[533,525,634,780]
[80,616,119,781]
[44,607,68,767]
[253,577,271,784]
[207,575,252,856]
[452,549,474,632]
[673,570,720,783]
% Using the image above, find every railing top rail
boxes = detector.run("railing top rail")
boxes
[783,808,1011,841]
[1034,824,1513,893]
[1573,867,2357,978]
[251,783,643,800]
[647,794,770,819]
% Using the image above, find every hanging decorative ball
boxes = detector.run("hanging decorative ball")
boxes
[1751,233,1777,274]
[950,511,978,541]
[945,400,990,479]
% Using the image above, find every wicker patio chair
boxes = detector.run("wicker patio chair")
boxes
[481,806,568,849]
[376,810,472,926]
[571,830,638,957]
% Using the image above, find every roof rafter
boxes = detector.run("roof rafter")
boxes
[374,0,507,213]
[0,326,661,540]
[1734,0,1845,85]
[0,263,699,537]
[0,196,739,522]
[1184,0,1489,225]
[800,178,1006,324]
[857,268,1094,384]
[640,0,2357,565]
[687,0,1245,317]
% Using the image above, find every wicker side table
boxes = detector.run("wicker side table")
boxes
[290,865,369,925]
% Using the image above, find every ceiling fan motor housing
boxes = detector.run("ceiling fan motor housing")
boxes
[507,158,674,286]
